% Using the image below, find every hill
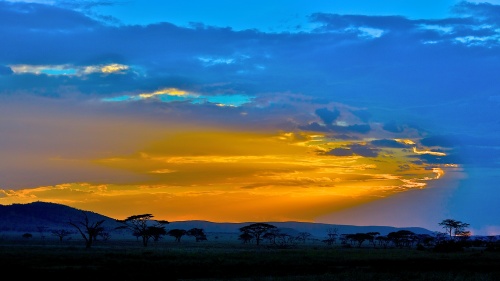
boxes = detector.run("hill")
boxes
[167,220,434,238]
[0,201,434,239]
[0,201,123,233]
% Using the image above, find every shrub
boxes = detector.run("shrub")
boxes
[433,240,464,253]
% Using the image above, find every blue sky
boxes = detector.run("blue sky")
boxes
[92,0,460,31]
[1,0,499,235]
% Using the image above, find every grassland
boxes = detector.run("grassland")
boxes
[1,236,499,281]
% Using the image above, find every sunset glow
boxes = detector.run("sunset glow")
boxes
[0,122,448,222]
[1,0,499,235]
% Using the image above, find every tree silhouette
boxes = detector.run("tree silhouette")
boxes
[366,232,380,247]
[68,211,105,249]
[346,233,373,248]
[323,227,338,246]
[51,229,73,242]
[167,229,187,242]
[116,214,169,247]
[387,230,416,248]
[438,219,470,240]
[187,228,207,242]
[263,228,280,244]
[266,230,294,247]
[375,235,391,248]
[238,232,253,244]
[239,223,276,246]
[148,225,167,243]
[296,232,312,244]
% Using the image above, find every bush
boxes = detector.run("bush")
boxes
[416,243,426,251]
[433,240,464,253]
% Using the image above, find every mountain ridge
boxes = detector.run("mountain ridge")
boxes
[0,201,435,238]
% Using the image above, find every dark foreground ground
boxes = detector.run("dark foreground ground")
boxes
[1,238,499,281]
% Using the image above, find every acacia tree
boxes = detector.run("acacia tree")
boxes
[323,228,338,246]
[148,226,167,243]
[375,235,391,248]
[366,232,380,248]
[68,211,105,249]
[238,232,253,244]
[347,233,373,248]
[187,228,207,242]
[439,219,470,240]
[266,230,294,247]
[239,223,276,246]
[388,230,417,248]
[51,229,73,242]
[296,232,312,244]
[167,229,187,242]
[116,214,169,247]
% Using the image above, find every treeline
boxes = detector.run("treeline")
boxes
[9,211,500,253]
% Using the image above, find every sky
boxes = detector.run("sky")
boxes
[0,0,499,236]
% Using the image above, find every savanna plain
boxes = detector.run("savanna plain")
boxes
[1,235,499,281]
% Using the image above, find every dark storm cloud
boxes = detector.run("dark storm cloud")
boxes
[370,139,408,148]
[349,143,380,157]
[332,124,371,134]
[410,153,461,165]
[327,148,355,156]
[382,121,404,133]
[314,107,340,125]
[299,122,330,132]
[326,143,380,157]
[299,123,371,134]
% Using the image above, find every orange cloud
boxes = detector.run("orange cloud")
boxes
[0,128,449,222]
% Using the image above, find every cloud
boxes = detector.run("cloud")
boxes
[350,109,371,123]
[101,87,253,107]
[382,121,405,133]
[370,139,409,148]
[309,13,413,33]
[299,123,372,134]
[326,143,380,157]
[315,107,340,125]
[331,124,371,134]
[411,153,461,165]
[0,1,100,30]
[419,134,500,167]
[452,1,500,20]
[299,122,330,132]
[0,0,497,118]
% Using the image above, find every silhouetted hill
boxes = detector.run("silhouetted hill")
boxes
[0,201,434,238]
[0,201,122,233]
[167,220,434,238]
